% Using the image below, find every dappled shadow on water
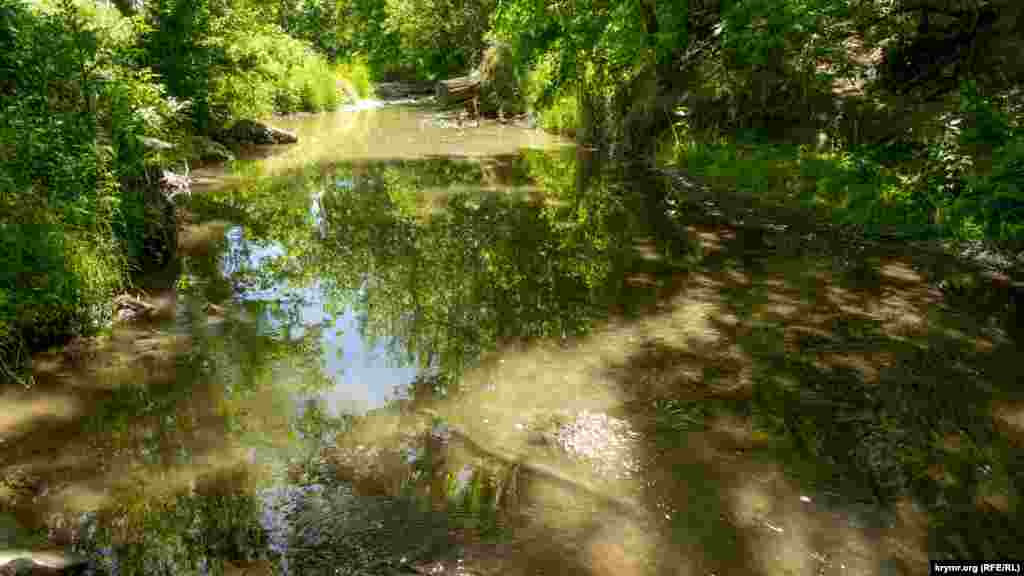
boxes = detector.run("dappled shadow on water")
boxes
[1,227,327,572]
[4,124,1023,576]
[301,161,1022,575]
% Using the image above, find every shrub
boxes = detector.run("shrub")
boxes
[1,0,182,377]
[336,55,374,100]
[955,136,1024,244]
[146,0,342,127]
[296,56,341,112]
[478,42,524,116]
[524,53,578,137]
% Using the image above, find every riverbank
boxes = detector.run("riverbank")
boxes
[5,102,1022,575]
[0,0,374,385]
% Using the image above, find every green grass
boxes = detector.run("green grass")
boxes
[672,135,1024,248]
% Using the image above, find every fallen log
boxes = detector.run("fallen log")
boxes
[376,81,436,100]
[436,74,481,108]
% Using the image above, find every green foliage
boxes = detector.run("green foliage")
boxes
[213,19,340,116]
[283,0,345,58]
[523,52,578,136]
[674,90,1024,248]
[142,0,219,131]
[382,0,496,79]
[143,0,341,129]
[336,55,374,100]
[0,0,187,373]
[956,136,1024,243]
[478,42,524,116]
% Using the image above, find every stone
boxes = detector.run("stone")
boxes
[220,120,298,146]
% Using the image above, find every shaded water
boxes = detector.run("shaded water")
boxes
[2,105,1022,576]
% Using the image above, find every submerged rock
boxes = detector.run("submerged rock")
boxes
[219,120,298,146]
[0,559,52,576]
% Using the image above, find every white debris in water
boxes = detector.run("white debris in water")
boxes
[550,410,642,480]
[340,99,387,112]
[800,495,812,503]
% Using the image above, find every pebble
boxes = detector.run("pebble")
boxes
[549,410,642,480]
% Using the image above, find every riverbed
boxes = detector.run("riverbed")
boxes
[2,102,1022,576]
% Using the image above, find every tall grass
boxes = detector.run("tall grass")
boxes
[670,81,1024,249]
[673,132,1024,247]
[211,28,343,118]
[0,0,159,378]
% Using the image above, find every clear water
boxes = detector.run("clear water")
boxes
[3,104,1021,576]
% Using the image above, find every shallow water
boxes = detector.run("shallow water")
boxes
[3,104,1022,576]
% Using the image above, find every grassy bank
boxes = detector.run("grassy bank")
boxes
[670,139,1024,251]
[0,0,346,381]
[664,98,1024,258]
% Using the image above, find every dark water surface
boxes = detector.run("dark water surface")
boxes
[2,105,1022,576]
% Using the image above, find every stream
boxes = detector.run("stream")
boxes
[2,101,1022,576]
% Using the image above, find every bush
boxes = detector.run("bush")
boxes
[382,0,495,80]
[955,136,1024,244]
[675,139,934,237]
[205,20,341,118]
[336,55,374,100]
[145,0,341,128]
[524,53,578,137]
[0,0,184,377]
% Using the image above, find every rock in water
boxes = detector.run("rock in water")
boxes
[221,120,298,145]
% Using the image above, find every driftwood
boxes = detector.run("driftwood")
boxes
[436,74,481,115]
